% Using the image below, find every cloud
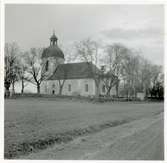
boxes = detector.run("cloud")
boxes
[98,27,164,66]
[101,27,163,40]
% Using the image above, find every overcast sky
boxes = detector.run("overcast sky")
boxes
[5,4,164,65]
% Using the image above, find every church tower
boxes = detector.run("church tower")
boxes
[41,31,65,76]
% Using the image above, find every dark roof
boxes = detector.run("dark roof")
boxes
[42,45,64,59]
[48,62,100,80]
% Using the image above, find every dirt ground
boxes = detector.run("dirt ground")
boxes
[5,98,164,160]
[20,112,164,160]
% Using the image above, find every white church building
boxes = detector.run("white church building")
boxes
[41,33,116,97]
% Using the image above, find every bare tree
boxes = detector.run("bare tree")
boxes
[139,59,153,98]
[102,43,128,97]
[140,59,163,98]
[150,65,162,86]
[59,44,77,63]
[18,62,29,94]
[120,49,140,98]
[4,42,20,96]
[101,71,119,96]
[120,49,162,99]
[24,48,47,94]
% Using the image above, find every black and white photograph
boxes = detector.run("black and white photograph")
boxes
[2,2,165,160]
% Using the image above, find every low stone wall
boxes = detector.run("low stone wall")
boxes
[6,93,163,103]
[6,93,94,102]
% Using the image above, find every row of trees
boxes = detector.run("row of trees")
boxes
[4,43,47,96]
[74,39,163,98]
[4,39,164,99]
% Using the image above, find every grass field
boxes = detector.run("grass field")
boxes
[4,98,164,159]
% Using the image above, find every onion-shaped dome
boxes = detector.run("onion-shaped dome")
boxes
[42,45,64,59]
[42,32,64,59]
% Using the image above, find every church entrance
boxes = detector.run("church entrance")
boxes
[52,90,55,95]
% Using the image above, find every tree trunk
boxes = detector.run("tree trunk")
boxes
[21,78,24,94]
[106,87,111,97]
[5,83,10,98]
[134,86,136,98]
[95,85,100,98]
[116,81,119,97]
[127,90,129,99]
[95,79,100,99]
[59,86,63,95]
[37,84,40,94]
[11,81,15,95]
[143,84,147,99]
[58,80,65,95]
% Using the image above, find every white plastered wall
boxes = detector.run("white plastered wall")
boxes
[41,78,96,96]
[41,78,117,96]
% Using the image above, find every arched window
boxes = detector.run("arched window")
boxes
[52,83,55,88]
[68,84,71,92]
[45,85,47,93]
[45,60,49,71]
[85,84,88,92]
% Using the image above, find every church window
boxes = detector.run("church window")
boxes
[102,85,105,93]
[85,84,88,92]
[45,60,49,71]
[45,85,47,93]
[52,83,55,88]
[68,84,71,92]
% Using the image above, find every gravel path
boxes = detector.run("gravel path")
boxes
[20,113,163,160]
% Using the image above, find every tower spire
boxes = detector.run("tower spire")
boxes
[50,29,58,46]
